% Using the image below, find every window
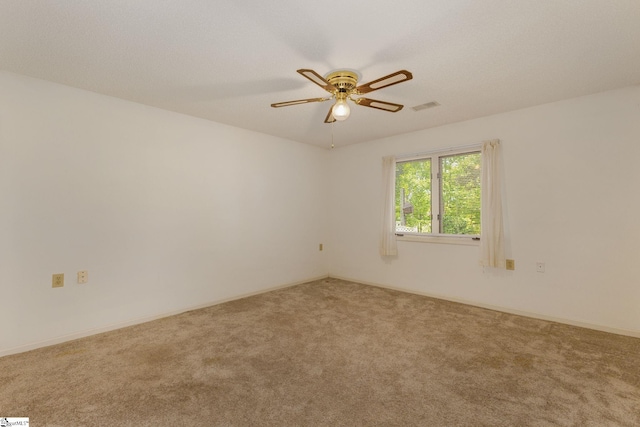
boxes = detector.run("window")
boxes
[395,148,481,238]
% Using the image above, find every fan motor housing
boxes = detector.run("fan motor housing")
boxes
[325,70,359,92]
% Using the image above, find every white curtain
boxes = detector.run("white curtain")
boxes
[380,155,398,257]
[480,139,506,268]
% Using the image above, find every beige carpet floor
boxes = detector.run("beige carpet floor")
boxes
[1,278,639,426]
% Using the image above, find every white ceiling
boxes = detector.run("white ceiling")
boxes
[2,1,640,148]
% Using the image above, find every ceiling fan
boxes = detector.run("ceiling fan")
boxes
[271,69,413,123]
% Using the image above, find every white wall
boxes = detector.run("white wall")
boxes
[0,71,328,354]
[328,85,640,335]
[2,71,638,356]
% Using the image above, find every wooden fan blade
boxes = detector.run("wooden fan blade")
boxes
[297,69,337,93]
[354,97,404,112]
[324,105,336,123]
[355,70,413,94]
[271,97,330,108]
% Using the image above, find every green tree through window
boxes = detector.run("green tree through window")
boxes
[440,152,481,235]
[395,159,431,233]
[395,150,481,236]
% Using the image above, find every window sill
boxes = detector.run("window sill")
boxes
[396,234,480,246]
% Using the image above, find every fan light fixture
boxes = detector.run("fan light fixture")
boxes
[332,96,350,121]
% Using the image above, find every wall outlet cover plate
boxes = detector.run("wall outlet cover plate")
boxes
[77,270,88,284]
[52,273,64,288]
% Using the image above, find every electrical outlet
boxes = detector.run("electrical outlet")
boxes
[52,273,64,288]
[77,270,88,284]
[506,259,515,270]
[536,262,545,273]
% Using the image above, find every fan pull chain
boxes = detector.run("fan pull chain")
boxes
[331,122,335,149]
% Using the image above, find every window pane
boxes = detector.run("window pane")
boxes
[396,159,431,234]
[440,152,481,235]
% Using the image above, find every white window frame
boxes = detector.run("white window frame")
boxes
[395,144,481,246]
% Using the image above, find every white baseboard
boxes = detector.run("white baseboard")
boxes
[329,275,640,339]
[1,275,329,358]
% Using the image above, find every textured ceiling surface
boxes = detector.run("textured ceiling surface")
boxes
[2,1,640,148]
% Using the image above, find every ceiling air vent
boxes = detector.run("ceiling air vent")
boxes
[412,101,440,111]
